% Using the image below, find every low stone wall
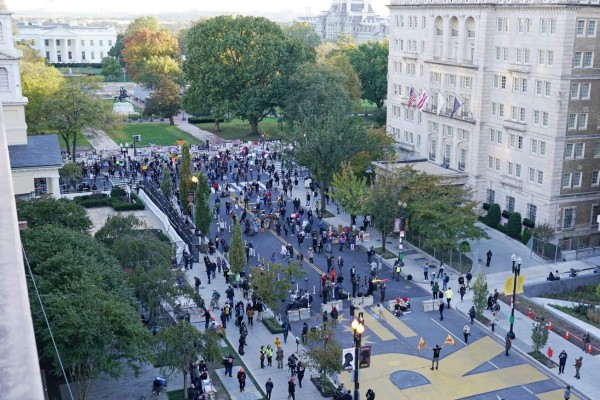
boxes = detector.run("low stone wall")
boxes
[523,273,600,297]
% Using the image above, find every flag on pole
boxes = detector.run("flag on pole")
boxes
[437,92,446,115]
[417,337,427,351]
[416,90,429,110]
[408,87,418,107]
[451,97,462,118]
[444,334,456,347]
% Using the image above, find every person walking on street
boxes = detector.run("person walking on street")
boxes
[431,344,442,370]
[574,356,583,379]
[564,385,571,400]
[423,262,429,282]
[463,324,471,344]
[486,250,493,267]
[288,377,296,400]
[445,287,454,309]
[459,285,466,302]
[237,368,247,392]
[296,361,305,388]
[260,346,266,369]
[466,271,473,290]
[558,350,567,374]
[505,334,512,356]
[380,283,387,302]
[469,306,476,324]
[265,378,274,399]
[366,389,376,400]
[282,319,291,343]
[432,281,439,300]
[266,345,273,367]
[301,322,308,343]
[438,300,445,321]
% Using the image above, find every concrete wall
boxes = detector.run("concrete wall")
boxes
[523,273,600,297]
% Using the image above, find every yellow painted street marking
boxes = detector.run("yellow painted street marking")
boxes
[536,389,580,400]
[382,308,417,338]
[442,336,502,375]
[361,309,396,341]
[339,340,550,400]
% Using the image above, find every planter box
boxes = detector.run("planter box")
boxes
[299,308,311,320]
[310,376,335,398]
[287,309,300,322]
[421,299,437,312]
[320,303,333,314]
[351,296,374,307]
[331,299,344,311]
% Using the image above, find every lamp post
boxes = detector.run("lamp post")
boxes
[351,318,365,400]
[191,175,199,222]
[120,144,128,170]
[507,255,522,339]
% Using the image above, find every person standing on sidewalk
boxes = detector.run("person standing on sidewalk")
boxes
[266,345,273,367]
[265,378,274,399]
[466,271,473,290]
[260,346,266,369]
[468,306,476,324]
[505,334,512,356]
[430,344,442,370]
[237,368,247,392]
[558,350,568,374]
[574,356,583,379]
[445,287,454,309]
[288,377,296,400]
[423,262,429,282]
[459,285,466,302]
[438,300,445,321]
[276,346,284,369]
[296,361,305,388]
[282,320,291,343]
[582,332,591,352]
[564,385,571,400]
[486,250,493,267]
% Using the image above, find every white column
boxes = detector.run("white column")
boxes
[74,39,81,63]
[458,18,466,63]
[50,39,57,62]
[50,176,61,198]
[443,18,451,60]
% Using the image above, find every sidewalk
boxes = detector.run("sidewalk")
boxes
[185,254,324,400]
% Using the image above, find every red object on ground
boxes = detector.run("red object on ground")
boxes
[548,321,552,330]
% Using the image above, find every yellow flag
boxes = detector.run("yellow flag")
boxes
[417,337,427,351]
[444,334,456,347]
[504,276,515,295]
[516,275,525,294]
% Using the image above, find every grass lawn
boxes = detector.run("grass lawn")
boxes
[106,123,202,147]
[194,118,283,141]
[55,134,93,152]
[353,100,379,114]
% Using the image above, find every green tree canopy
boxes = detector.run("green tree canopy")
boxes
[249,261,306,311]
[346,40,389,108]
[282,22,321,48]
[160,164,173,198]
[301,320,342,381]
[472,272,489,318]
[101,56,122,81]
[17,197,92,232]
[178,144,193,211]
[108,33,125,64]
[194,173,212,236]
[125,16,163,37]
[331,162,368,218]
[229,222,246,275]
[183,15,315,135]
[143,78,181,124]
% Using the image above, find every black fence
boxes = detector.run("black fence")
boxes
[142,180,199,262]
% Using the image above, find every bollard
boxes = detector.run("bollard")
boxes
[565,331,570,340]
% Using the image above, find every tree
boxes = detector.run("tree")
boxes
[347,127,394,179]
[101,56,122,81]
[160,165,173,198]
[178,144,193,212]
[94,213,145,246]
[20,59,64,134]
[531,317,549,353]
[282,22,321,48]
[533,222,555,242]
[505,212,523,239]
[22,226,153,400]
[59,162,83,184]
[17,197,92,232]
[16,39,46,63]
[108,33,125,64]
[194,173,212,237]
[346,40,389,108]
[301,320,342,384]
[42,77,111,162]
[121,28,181,88]
[125,16,163,37]
[283,63,355,126]
[184,16,314,135]
[472,272,489,319]
[484,204,501,228]
[331,162,368,225]
[321,51,362,103]
[156,321,202,396]
[143,78,181,124]
[249,261,306,311]
[229,222,246,275]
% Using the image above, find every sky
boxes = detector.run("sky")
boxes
[6,0,390,16]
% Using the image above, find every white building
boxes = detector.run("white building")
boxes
[387,0,600,247]
[15,21,117,64]
[298,0,388,44]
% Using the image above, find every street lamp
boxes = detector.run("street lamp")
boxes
[397,201,408,254]
[120,144,129,170]
[507,255,522,339]
[351,318,365,400]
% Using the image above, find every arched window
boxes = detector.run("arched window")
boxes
[0,68,10,91]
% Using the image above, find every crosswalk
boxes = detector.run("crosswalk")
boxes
[109,175,142,189]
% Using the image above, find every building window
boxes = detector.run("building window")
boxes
[109,39,113,46]
[567,113,577,130]
[563,208,575,229]
[575,143,585,158]
[573,172,582,187]
[592,205,600,227]
[581,83,591,99]
[578,113,588,130]
[573,52,583,68]
[577,19,586,36]
[0,68,8,91]
[540,18,548,34]
[506,196,515,213]
[68,51,72,60]
[443,143,451,164]
[562,173,572,188]
[91,51,95,60]
[458,148,466,171]
[537,170,544,185]
[90,40,94,46]
[583,52,594,68]
[82,51,86,60]
[486,189,495,204]
[45,51,50,60]
[527,204,537,223]
[595,142,600,157]
[528,167,535,182]
[429,139,437,161]
[99,40,103,46]
[565,143,574,159]
[592,171,599,186]
[588,20,597,37]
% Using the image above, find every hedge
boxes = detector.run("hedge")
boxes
[188,116,225,124]
[482,202,491,210]
[501,210,512,219]
[73,193,111,208]
[111,193,145,211]
[110,187,127,198]
[262,317,284,334]
[523,218,536,229]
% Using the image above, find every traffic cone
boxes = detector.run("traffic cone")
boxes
[528,308,533,319]
[548,321,553,330]
[588,344,592,354]
[565,331,570,340]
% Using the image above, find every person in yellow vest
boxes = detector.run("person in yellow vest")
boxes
[445,287,454,309]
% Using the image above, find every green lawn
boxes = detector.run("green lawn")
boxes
[194,118,283,141]
[106,123,202,147]
[353,100,379,114]
[53,134,93,152]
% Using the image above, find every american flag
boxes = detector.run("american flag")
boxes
[407,87,418,107]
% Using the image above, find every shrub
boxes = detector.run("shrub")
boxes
[110,193,145,211]
[110,187,127,198]
[482,202,491,210]
[523,218,536,229]
[73,193,111,208]
[506,212,522,239]
[521,227,532,245]
[262,317,284,334]
[483,203,501,228]
[501,210,512,219]
[187,116,225,124]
